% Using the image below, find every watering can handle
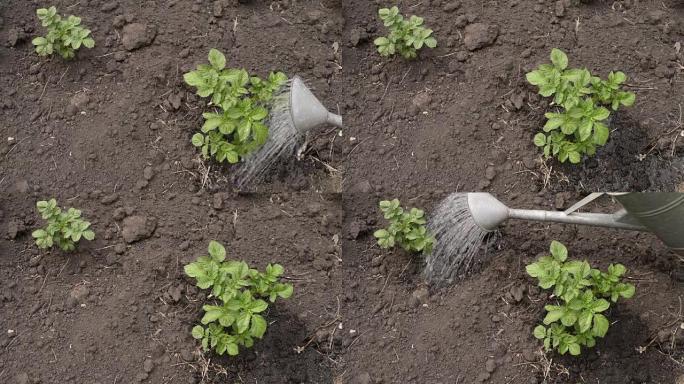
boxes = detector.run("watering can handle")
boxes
[564,193,605,215]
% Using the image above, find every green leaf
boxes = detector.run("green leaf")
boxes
[592,313,609,337]
[208,49,226,70]
[191,326,204,339]
[549,241,568,262]
[533,133,547,147]
[277,284,293,299]
[250,314,267,338]
[32,229,47,238]
[191,133,204,147]
[32,37,47,46]
[374,229,389,239]
[543,309,564,325]
[591,299,610,312]
[593,122,610,146]
[201,309,223,324]
[374,37,390,46]
[533,325,547,339]
[568,151,581,164]
[568,343,581,356]
[207,240,226,262]
[526,71,546,86]
[550,48,568,70]
[236,311,251,333]
[82,230,95,241]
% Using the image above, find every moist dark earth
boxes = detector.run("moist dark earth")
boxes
[1,0,684,384]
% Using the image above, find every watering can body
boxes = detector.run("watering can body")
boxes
[613,193,684,256]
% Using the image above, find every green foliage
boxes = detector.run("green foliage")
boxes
[526,241,635,356]
[31,199,95,252]
[184,49,288,164]
[32,6,94,59]
[184,241,293,356]
[526,49,635,164]
[373,199,434,254]
[374,6,437,59]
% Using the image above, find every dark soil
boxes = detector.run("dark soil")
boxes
[1,0,684,383]
[341,0,684,195]
[342,191,684,384]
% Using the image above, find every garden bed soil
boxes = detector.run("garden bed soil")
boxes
[341,0,684,195]
[2,0,684,383]
[342,191,684,384]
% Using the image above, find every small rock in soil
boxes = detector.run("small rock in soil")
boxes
[410,286,429,307]
[412,92,432,112]
[14,373,29,384]
[68,92,90,115]
[143,166,154,180]
[69,285,90,303]
[101,1,119,12]
[464,23,499,51]
[484,166,496,180]
[443,1,461,12]
[114,243,127,254]
[101,193,119,205]
[350,28,368,46]
[351,372,372,384]
[510,285,524,302]
[485,358,497,373]
[121,216,157,243]
[121,23,156,51]
[143,358,154,373]
[15,180,29,193]
[28,255,42,267]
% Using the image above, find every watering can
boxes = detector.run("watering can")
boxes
[288,76,343,132]
[467,192,684,256]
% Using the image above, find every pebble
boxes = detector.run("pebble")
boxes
[464,23,499,51]
[121,216,157,243]
[485,358,497,373]
[101,193,119,205]
[101,1,119,12]
[143,358,154,373]
[143,166,154,181]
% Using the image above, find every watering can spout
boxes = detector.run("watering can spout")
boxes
[289,76,344,132]
[612,193,684,256]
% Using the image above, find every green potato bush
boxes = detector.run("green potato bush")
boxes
[184,241,293,356]
[184,49,288,164]
[32,6,95,59]
[527,241,635,356]
[32,199,95,252]
[374,6,437,59]
[527,49,635,164]
[373,199,434,254]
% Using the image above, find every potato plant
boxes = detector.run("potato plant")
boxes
[184,49,288,164]
[526,241,635,356]
[184,241,293,356]
[374,199,434,254]
[527,49,635,164]
[31,199,95,252]
[374,6,437,59]
[32,6,95,59]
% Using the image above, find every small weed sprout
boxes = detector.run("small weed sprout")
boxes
[32,6,95,59]
[374,199,434,254]
[526,49,635,163]
[526,241,635,356]
[184,49,288,164]
[374,6,437,59]
[184,241,293,356]
[31,199,95,252]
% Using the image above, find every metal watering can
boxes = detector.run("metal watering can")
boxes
[467,192,684,255]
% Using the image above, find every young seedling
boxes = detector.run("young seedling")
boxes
[374,199,434,254]
[32,6,95,59]
[184,49,288,164]
[184,241,293,356]
[527,49,635,164]
[31,199,95,252]
[526,241,635,356]
[374,6,437,59]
